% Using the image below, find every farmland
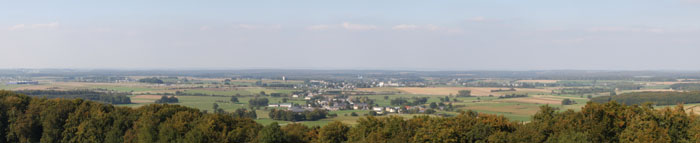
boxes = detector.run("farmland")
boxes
[3,70,700,126]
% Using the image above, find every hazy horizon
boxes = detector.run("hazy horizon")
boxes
[2,0,700,70]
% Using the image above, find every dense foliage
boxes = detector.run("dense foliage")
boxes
[14,89,131,104]
[137,77,164,84]
[671,83,700,91]
[498,94,528,99]
[557,87,614,95]
[3,90,700,142]
[591,91,700,105]
[457,90,472,97]
[248,97,270,108]
[154,95,179,103]
[268,109,328,121]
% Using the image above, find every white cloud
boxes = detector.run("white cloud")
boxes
[199,26,211,31]
[8,22,60,30]
[391,24,419,30]
[341,22,377,30]
[307,24,334,30]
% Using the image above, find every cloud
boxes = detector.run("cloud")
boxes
[306,24,334,30]
[232,24,281,30]
[199,26,211,31]
[391,24,419,30]
[8,22,60,30]
[341,22,377,30]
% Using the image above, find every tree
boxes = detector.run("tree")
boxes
[212,103,219,113]
[458,90,472,97]
[425,109,436,114]
[138,77,164,84]
[430,102,438,109]
[561,98,573,105]
[231,96,239,103]
[384,96,389,100]
[257,122,286,143]
[350,112,358,116]
[369,111,377,116]
[282,123,311,143]
[319,121,349,143]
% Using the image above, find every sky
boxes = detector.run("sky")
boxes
[1,0,700,70]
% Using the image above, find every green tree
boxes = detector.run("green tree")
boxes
[257,122,286,143]
[318,121,349,143]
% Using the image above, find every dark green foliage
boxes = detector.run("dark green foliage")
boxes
[230,96,239,103]
[591,91,700,105]
[138,77,164,84]
[670,83,700,91]
[498,93,528,99]
[155,95,179,103]
[249,97,269,108]
[561,98,574,105]
[231,108,257,119]
[0,90,261,143]
[268,109,328,121]
[458,90,472,97]
[15,90,131,104]
[257,122,285,143]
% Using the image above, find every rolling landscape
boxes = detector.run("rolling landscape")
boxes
[3,0,700,142]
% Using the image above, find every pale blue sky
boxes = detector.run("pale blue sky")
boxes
[1,0,700,70]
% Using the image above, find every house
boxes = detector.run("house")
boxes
[304,96,312,100]
[268,103,293,108]
[353,103,369,110]
[292,94,299,98]
[373,107,384,112]
[385,107,396,113]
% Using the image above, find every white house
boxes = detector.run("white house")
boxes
[373,107,384,112]
[292,94,299,98]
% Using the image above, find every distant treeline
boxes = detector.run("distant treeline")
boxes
[591,91,700,105]
[498,94,528,99]
[670,83,700,91]
[491,88,516,92]
[268,109,328,121]
[2,90,700,142]
[138,77,164,84]
[557,87,614,95]
[14,90,131,104]
[155,95,179,103]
